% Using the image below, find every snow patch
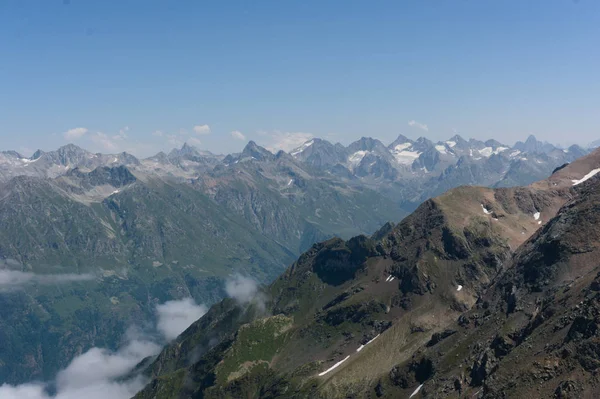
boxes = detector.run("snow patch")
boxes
[112,157,118,163]
[480,146,509,157]
[318,355,350,376]
[392,143,421,165]
[290,139,315,156]
[409,384,424,398]
[356,334,381,352]
[394,143,412,152]
[348,151,369,166]
[112,190,120,195]
[481,204,492,215]
[533,212,540,220]
[509,150,521,158]
[572,168,600,186]
[389,276,395,282]
[457,285,463,291]
[287,179,293,186]
[393,150,421,165]
[479,147,493,157]
[385,275,392,282]
[435,145,448,154]
[366,334,380,345]
[445,140,457,148]
[538,221,542,225]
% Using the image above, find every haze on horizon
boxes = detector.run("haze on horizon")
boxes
[1,1,599,157]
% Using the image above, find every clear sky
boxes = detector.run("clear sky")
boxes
[1,0,599,157]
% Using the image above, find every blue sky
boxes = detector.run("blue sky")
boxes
[1,0,599,156]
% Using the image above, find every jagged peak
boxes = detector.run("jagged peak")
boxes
[388,134,413,149]
[241,140,274,161]
[415,136,433,145]
[448,134,467,144]
[525,134,538,143]
[56,143,87,153]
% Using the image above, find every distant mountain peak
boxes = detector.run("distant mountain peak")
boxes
[31,149,45,160]
[448,134,467,143]
[241,141,273,161]
[388,134,413,149]
[56,143,87,153]
[526,134,538,143]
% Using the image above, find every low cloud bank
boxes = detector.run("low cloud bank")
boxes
[0,270,94,291]
[0,297,207,399]
[156,298,208,341]
[0,337,158,399]
[225,274,267,312]
[0,260,95,292]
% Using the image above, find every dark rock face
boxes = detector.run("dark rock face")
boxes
[426,329,457,347]
[554,380,583,399]
[470,350,496,386]
[389,356,435,388]
[313,236,378,286]
[67,165,137,187]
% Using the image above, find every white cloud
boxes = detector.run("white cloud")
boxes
[0,295,210,399]
[193,125,211,135]
[0,269,94,292]
[225,274,267,312]
[64,127,88,140]
[90,132,118,151]
[187,137,203,147]
[114,126,129,141]
[0,334,159,399]
[408,120,429,132]
[166,134,183,147]
[225,274,259,304]
[260,131,314,152]
[230,130,246,141]
[0,383,48,399]
[152,130,164,137]
[155,298,208,341]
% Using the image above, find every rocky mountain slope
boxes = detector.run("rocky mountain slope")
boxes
[133,149,600,398]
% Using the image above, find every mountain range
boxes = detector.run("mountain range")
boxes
[0,133,596,388]
[133,147,600,398]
